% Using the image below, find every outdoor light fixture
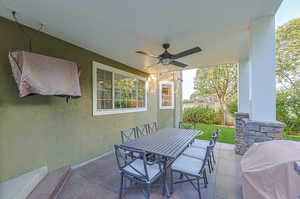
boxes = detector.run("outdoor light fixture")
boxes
[161,58,172,65]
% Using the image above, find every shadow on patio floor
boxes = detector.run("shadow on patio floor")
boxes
[57,143,243,199]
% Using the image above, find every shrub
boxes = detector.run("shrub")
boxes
[276,92,300,135]
[183,107,221,125]
[227,100,238,116]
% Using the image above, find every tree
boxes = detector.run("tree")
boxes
[275,18,300,134]
[276,18,300,92]
[193,64,237,124]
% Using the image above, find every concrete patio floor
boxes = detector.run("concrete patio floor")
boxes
[57,143,243,199]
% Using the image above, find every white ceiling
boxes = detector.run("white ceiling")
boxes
[0,0,282,73]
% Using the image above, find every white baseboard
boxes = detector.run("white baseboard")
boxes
[0,166,48,199]
[71,150,114,170]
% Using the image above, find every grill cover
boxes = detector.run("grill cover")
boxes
[241,140,300,199]
[9,51,81,97]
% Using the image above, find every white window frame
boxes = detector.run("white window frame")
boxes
[159,81,174,110]
[93,61,147,116]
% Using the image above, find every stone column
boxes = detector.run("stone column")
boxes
[235,113,249,155]
[235,112,285,155]
[235,16,285,155]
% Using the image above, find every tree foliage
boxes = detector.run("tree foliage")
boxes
[188,18,300,130]
[276,18,300,92]
[183,107,221,125]
[275,18,300,134]
[193,64,237,123]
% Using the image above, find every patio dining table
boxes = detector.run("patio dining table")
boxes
[120,127,199,196]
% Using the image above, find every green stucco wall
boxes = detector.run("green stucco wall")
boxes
[0,17,164,182]
[159,110,175,128]
[157,72,179,128]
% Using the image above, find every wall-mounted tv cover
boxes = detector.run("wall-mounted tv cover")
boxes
[8,51,81,98]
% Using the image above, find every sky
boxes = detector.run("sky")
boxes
[182,0,300,100]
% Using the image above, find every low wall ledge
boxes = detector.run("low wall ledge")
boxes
[246,120,286,128]
[235,112,285,155]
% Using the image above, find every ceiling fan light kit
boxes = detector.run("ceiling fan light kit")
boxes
[136,43,202,68]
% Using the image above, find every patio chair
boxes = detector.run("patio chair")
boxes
[146,122,159,135]
[192,129,221,165]
[192,129,220,148]
[170,145,212,199]
[120,128,141,159]
[114,145,164,199]
[120,128,137,144]
[183,140,214,173]
[179,121,196,129]
[136,124,149,137]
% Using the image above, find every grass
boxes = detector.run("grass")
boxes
[181,123,300,144]
[283,131,300,142]
[181,123,236,144]
[195,123,236,144]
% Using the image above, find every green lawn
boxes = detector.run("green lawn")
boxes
[194,123,236,144]
[181,123,300,144]
[283,132,300,142]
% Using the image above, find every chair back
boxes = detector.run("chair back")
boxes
[200,144,214,172]
[215,129,221,138]
[114,145,151,181]
[136,124,149,137]
[212,129,221,145]
[120,128,137,143]
[147,122,158,135]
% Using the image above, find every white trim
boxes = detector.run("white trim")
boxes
[71,150,114,169]
[92,61,148,116]
[159,81,174,110]
[0,166,48,199]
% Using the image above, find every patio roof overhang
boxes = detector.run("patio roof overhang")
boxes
[0,0,282,73]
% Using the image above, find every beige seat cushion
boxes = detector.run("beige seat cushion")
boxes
[171,155,203,176]
[183,147,206,160]
[124,159,161,181]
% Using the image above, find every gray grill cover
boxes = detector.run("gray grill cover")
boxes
[241,140,300,199]
[9,51,81,97]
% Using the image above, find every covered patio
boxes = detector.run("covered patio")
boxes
[0,0,286,199]
[56,143,242,199]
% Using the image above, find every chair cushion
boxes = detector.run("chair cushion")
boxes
[183,147,206,160]
[123,159,161,181]
[192,139,209,148]
[171,155,204,176]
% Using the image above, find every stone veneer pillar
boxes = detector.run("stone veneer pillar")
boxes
[235,112,285,155]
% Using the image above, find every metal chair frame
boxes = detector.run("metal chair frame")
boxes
[136,124,149,137]
[146,122,159,135]
[114,145,164,199]
[170,145,213,199]
[192,129,221,167]
[120,128,137,144]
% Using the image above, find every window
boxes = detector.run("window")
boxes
[159,81,174,109]
[93,62,147,115]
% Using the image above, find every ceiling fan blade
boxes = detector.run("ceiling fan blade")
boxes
[173,47,202,59]
[145,60,161,68]
[170,60,188,68]
[136,51,158,58]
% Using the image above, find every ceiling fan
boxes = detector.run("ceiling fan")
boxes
[136,43,202,68]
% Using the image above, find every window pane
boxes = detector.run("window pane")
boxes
[114,74,138,108]
[137,80,145,107]
[97,69,112,109]
[161,84,172,106]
